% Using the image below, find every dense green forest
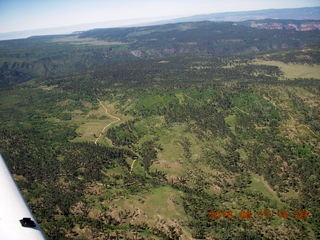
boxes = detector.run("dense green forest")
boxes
[0,20,319,239]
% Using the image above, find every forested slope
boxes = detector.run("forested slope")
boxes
[0,20,319,239]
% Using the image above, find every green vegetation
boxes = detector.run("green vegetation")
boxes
[249,174,283,207]
[0,20,319,239]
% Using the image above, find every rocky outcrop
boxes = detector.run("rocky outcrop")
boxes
[249,21,320,31]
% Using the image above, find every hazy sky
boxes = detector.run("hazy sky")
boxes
[0,0,319,33]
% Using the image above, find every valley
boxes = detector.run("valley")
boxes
[0,18,319,240]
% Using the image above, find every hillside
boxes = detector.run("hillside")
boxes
[0,20,319,239]
[1,20,319,89]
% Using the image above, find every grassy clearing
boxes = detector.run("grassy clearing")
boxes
[175,93,185,104]
[249,174,283,207]
[72,100,130,143]
[71,103,111,142]
[38,85,57,91]
[151,123,204,178]
[151,124,186,179]
[254,60,320,79]
[112,185,186,224]
[108,185,193,239]
[0,92,21,106]
[50,36,126,46]
[225,114,236,134]
[131,159,145,176]
[135,93,178,114]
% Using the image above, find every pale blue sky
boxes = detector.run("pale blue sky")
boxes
[0,0,319,33]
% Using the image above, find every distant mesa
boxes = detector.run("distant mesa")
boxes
[0,6,319,41]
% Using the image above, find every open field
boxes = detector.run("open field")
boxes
[254,60,320,79]
[72,100,130,143]
[109,185,193,239]
[249,174,283,207]
[50,36,126,46]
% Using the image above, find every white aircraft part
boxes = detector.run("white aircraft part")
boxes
[0,155,45,240]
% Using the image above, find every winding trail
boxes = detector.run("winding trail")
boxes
[130,160,136,174]
[94,99,121,145]
[184,94,201,104]
[234,106,249,115]
[94,99,140,173]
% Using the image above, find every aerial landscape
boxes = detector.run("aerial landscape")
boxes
[0,1,319,239]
